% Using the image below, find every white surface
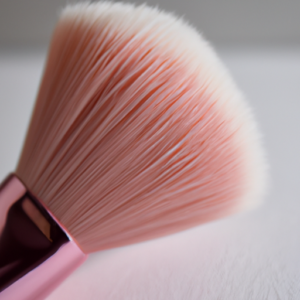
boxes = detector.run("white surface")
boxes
[0,48,300,299]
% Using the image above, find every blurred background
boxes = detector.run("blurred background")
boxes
[0,0,300,48]
[0,1,300,299]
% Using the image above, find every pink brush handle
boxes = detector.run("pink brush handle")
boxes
[0,175,87,300]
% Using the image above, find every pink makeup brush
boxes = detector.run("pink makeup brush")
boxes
[0,2,267,300]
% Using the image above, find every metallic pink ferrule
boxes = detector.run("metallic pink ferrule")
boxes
[0,174,87,300]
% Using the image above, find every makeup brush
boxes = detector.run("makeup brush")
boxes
[0,2,267,299]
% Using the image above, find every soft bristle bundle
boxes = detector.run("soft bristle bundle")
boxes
[16,2,266,253]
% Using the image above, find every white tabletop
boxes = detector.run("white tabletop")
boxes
[0,47,299,300]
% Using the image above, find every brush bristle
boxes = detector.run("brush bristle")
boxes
[16,2,267,253]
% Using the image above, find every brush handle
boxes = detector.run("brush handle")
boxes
[0,175,87,300]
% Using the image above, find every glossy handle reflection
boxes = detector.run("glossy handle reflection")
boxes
[0,175,87,300]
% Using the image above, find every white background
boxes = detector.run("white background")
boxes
[0,47,299,299]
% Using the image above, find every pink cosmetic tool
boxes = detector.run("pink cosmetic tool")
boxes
[0,2,266,299]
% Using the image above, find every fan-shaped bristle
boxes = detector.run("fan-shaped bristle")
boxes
[16,2,267,253]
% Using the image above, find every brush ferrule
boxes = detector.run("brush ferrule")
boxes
[0,174,87,300]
